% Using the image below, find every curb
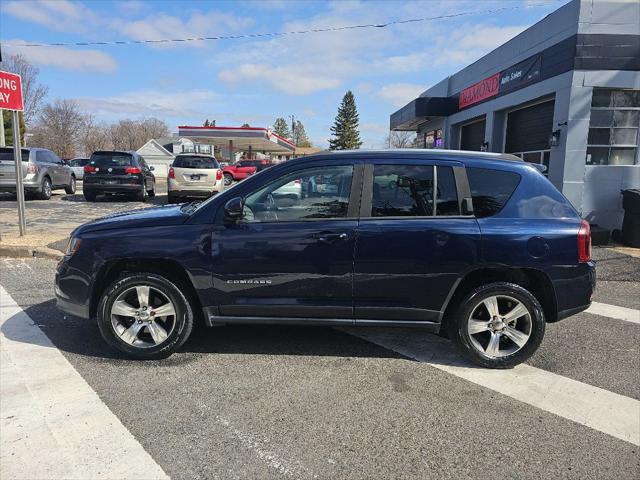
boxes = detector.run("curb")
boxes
[0,244,64,260]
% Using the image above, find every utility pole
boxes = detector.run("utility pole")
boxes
[289,114,295,145]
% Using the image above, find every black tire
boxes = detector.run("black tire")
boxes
[83,191,97,202]
[38,176,52,200]
[65,175,76,194]
[448,282,545,369]
[135,182,147,202]
[223,173,233,186]
[167,193,178,204]
[96,273,194,360]
[147,180,156,197]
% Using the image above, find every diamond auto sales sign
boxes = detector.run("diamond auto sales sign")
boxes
[0,70,24,111]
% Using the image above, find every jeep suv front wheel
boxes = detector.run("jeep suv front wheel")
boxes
[449,282,545,368]
[97,273,194,359]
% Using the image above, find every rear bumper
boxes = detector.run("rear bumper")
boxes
[168,189,220,198]
[548,261,596,322]
[83,183,141,193]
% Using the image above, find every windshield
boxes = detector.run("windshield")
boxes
[174,156,219,169]
[89,152,133,167]
[0,148,29,162]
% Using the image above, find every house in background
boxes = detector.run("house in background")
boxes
[138,136,216,176]
[137,139,174,177]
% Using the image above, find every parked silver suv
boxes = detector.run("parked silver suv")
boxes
[0,147,76,200]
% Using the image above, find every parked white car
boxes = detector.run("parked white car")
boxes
[67,158,89,180]
[167,154,224,203]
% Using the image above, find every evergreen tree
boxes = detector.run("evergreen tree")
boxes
[329,91,362,150]
[204,118,210,127]
[272,117,291,139]
[2,110,26,146]
[241,123,251,128]
[293,120,311,147]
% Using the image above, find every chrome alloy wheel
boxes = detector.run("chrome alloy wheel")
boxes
[467,295,532,359]
[110,285,176,348]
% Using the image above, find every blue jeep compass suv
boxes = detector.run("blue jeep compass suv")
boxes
[55,150,595,368]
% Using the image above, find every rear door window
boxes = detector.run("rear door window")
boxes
[174,156,219,169]
[466,167,521,217]
[68,158,88,167]
[371,164,460,217]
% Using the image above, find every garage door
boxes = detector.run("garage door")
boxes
[505,100,555,153]
[460,119,486,151]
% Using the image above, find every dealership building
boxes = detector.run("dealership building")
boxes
[390,0,639,231]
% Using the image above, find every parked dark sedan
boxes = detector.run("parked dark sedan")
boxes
[56,150,595,368]
[83,150,156,202]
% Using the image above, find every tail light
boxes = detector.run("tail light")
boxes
[216,169,223,180]
[125,166,141,174]
[27,163,38,175]
[84,165,97,173]
[578,220,591,263]
[168,167,175,179]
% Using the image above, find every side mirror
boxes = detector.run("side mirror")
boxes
[149,165,155,171]
[224,196,244,221]
[461,197,474,215]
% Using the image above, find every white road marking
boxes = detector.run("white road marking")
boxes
[0,285,169,480]
[586,302,640,325]
[340,327,640,446]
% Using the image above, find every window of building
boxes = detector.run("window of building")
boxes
[371,164,459,217]
[587,89,640,166]
[424,129,443,149]
[467,167,521,218]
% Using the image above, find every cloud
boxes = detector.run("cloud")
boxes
[75,90,219,118]
[376,83,427,107]
[219,63,342,95]
[4,40,117,73]
[117,11,254,48]
[3,0,98,33]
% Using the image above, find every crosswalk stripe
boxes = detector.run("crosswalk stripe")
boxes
[339,327,640,446]
[0,285,169,480]
[586,302,640,325]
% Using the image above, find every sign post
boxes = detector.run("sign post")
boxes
[0,70,26,236]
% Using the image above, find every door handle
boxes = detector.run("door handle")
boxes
[312,232,349,243]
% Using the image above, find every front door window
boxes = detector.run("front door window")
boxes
[242,165,353,222]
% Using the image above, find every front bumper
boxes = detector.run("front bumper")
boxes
[55,257,92,319]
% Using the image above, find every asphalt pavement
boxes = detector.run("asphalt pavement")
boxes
[1,255,638,480]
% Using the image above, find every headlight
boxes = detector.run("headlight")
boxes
[65,237,82,256]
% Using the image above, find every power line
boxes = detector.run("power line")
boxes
[3,2,559,48]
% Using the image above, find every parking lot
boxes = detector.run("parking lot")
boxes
[1,187,639,479]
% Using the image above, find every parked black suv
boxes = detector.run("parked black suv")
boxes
[56,150,595,368]
[83,151,156,202]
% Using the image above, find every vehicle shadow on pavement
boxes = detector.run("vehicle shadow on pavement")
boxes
[4,299,418,363]
[60,193,167,206]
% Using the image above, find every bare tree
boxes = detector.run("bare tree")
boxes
[385,130,417,149]
[30,99,85,159]
[0,54,48,125]
[108,118,169,151]
[79,114,112,156]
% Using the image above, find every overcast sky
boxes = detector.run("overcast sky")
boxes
[1,0,565,148]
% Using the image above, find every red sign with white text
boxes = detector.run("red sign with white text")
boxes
[0,71,24,111]
[459,72,500,109]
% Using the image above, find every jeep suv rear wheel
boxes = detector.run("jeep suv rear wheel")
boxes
[97,273,194,359]
[449,282,545,368]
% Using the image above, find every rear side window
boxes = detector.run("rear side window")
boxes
[89,152,133,167]
[371,164,460,217]
[174,156,219,169]
[467,167,521,218]
[0,148,29,162]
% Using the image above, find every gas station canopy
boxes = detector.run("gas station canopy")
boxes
[177,126,295,154]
